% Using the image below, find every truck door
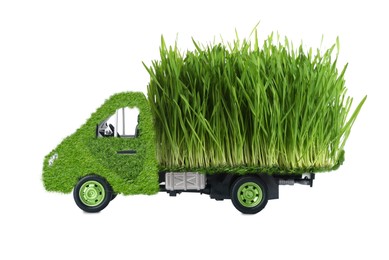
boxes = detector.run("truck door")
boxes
[91,107,143,182]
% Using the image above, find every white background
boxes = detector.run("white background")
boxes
[1,1,387,259]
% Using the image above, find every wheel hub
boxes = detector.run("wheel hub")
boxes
[237,182,263,208]
[85,187,98,200]
[79,181,105,207]
[244,190,255,199]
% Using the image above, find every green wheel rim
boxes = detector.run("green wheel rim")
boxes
[237,182,263,208]
[79,180,106,207]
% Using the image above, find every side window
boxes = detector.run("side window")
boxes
[97,107,140,138]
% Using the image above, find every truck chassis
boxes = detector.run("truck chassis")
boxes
[158,172,315,214]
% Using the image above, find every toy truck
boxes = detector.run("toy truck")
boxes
[43,92,315,214]
[42,34,365,214]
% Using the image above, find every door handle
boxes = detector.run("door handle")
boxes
[117,150,137,155]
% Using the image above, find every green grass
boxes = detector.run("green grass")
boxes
[145,31,366,174]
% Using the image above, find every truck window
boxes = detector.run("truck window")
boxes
[97,107,140,138]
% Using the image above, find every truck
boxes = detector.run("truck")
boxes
[42,33,365,214]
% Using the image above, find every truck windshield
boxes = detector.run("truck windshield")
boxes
[97,107,140,138]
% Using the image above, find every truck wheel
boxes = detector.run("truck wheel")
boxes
[231,176,268,214]
[73,175,113,213]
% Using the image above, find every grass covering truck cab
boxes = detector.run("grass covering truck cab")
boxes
[43,33,365,214]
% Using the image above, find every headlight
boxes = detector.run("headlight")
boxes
[48,153,58,166]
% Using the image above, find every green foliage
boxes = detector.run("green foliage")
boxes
[42,92,159,194]
[145,31,366,174]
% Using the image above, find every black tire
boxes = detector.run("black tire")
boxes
[73,175,113,213]
[111,193,117,201]
[231,176,268,214]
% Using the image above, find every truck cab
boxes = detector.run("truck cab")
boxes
[43,92,159,212]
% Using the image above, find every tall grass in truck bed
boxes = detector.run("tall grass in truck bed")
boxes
[145,32,366,174]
